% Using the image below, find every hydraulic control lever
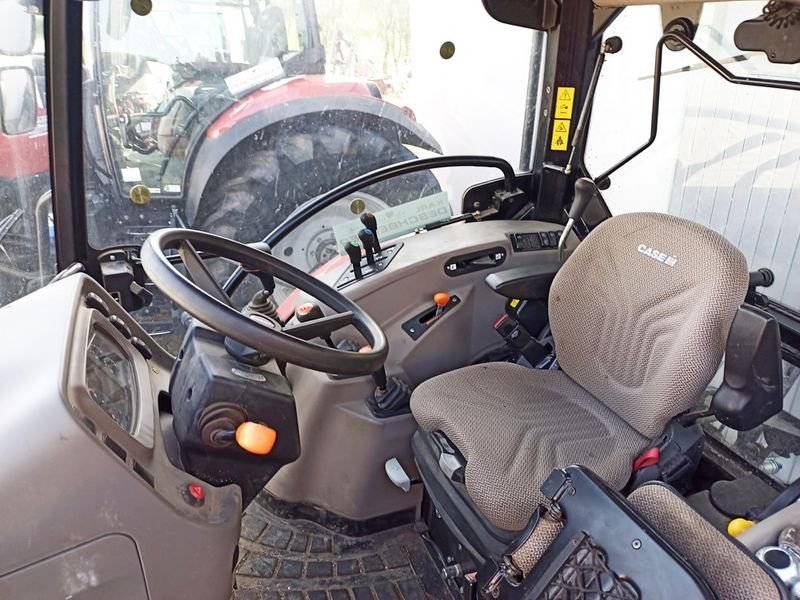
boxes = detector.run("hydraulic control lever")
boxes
[358,228,377,266]
[343,240,363,279]
[557,177,596,262]
[360,212,381,252]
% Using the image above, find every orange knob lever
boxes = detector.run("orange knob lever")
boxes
[433,292,450,308]
[235,422,277,456]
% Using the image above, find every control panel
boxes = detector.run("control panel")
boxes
[510,231,562,252]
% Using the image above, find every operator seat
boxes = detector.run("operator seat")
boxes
[410,212,749,534]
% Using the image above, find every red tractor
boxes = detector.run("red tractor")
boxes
[83,0,441,256]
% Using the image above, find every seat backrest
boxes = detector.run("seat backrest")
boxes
[549,212,748,438]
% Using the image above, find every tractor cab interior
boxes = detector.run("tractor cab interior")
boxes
[1,0,800,599]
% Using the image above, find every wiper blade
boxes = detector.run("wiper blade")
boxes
[0,209,23,245]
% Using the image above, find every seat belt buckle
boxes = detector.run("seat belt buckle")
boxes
[633,447,660,472]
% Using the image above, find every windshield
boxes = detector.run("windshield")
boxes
[82,0,541,254]
[77,0,542,345]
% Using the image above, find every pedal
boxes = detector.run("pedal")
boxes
[385,457,413,492]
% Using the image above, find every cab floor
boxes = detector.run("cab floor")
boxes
[233,496,454,600]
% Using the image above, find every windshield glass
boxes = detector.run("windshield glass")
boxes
[83,0,541,252]
[81,0,542,347]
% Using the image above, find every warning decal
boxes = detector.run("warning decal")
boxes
[551,86,575,151]
[554,87,575,119]
[551,119,571,152]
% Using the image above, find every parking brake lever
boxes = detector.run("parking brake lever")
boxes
[558,177,596,262]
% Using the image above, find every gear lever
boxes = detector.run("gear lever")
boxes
[360,212,381,252]
[558,177,596,262]
[360,348,411,418]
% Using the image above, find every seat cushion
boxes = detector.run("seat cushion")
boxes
[629,483,782,600]
[410,363,649,531]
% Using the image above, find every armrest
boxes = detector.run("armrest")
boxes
[484,262,560,300]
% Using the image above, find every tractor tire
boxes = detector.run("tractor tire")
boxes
[195,117,441,244]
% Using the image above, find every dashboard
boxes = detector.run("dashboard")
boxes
[85,329,140,436]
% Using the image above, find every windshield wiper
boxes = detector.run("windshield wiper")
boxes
[0,209,22,246]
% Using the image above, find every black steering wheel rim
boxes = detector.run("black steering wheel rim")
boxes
[141,228,388,375]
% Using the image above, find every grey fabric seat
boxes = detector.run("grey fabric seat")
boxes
[410,212,749,532]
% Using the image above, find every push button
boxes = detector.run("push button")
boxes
[109,315,132,339]
[85,292,110,317]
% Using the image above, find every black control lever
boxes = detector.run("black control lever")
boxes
[360,212,381,252]
[358,228,377,266]
[557,177,596,261]
[294,302,337,348]
[344,241,363,279]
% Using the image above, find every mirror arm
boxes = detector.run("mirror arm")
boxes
[593,31,800,190]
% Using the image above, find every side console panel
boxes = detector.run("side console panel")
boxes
[0,275,240,600]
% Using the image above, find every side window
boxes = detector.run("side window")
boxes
[0,8,54,308]
[587,2,800,312]
[586,2,800,484]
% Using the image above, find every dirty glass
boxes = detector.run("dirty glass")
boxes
[586,2,800,484]
[0,3,54,308]
[83,0,541,343]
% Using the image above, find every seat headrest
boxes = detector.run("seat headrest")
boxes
[549,212,748,438]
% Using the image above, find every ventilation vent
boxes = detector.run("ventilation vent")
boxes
[133,461,155,488]
[103,436,127,462]
[82,417,96,434]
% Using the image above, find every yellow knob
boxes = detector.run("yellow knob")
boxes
[727,518,755,537]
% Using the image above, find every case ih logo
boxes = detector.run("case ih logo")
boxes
[637,244,678,267]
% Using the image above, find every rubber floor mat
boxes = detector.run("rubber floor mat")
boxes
[233,497,454,600]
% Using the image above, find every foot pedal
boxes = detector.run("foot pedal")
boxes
[385,457,412,492]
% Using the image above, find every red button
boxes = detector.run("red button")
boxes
[188,484,205,501]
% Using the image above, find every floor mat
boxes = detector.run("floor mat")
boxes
[233,497,454,600]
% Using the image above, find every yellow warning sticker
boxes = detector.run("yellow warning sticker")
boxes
[555,87,575,119]
[551,119,571,151]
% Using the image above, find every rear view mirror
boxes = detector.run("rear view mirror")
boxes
[105,1,133,39]
[0,67,37,135]
[0,0,35,56]
[481,0,560,31]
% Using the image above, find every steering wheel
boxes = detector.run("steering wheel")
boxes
[140,229,388,376]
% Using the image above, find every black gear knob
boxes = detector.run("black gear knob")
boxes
[343,240,363,279]
[359,212,381,252]
[570,177,596,221]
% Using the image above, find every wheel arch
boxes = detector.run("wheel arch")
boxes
[184,95,442,225]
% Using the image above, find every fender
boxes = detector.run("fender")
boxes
[183,76,442,225]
